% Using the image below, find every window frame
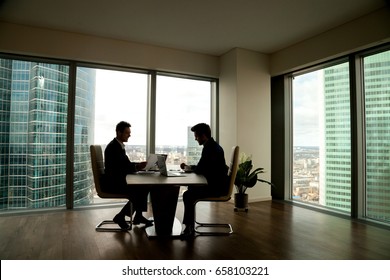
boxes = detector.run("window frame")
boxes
[0,54,218,212]
[271,43,390,225]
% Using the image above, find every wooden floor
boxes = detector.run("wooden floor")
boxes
[1,200,390,260]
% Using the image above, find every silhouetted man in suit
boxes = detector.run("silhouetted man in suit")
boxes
[180,123,228,239]
[104,121,152,230]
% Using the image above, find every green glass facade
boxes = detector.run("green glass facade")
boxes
[0,59,95,210]
[322,51,390,222]
[364,50,390,222]
[74,67,96,206]
[322,62,351,212]
[294,49,390,224]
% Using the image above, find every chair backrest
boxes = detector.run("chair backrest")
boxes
[90,145,105,197]
[90,144,130,200]
[226,146,240,198]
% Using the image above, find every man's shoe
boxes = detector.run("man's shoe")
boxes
[113,214,131,230]
[180,224,195,240]
[133,216,154,227]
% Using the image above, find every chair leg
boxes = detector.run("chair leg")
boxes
[194,221,233,235]
[95,202,133,232]
[95,220,132,232]
[194,202,233,236]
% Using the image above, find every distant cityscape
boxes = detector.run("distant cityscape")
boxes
[293,146,320,204]
[102,126,203,169]
[100,144,202,169]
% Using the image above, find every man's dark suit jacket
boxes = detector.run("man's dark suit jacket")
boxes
[194,137,228,195]
[104,138,137,192]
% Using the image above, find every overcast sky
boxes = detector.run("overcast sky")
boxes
[293,70,324,147]
[93,69,210,146]
[94,68,322,148]
[94,69,147,145]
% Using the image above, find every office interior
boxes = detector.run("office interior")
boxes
[0,0,390,260]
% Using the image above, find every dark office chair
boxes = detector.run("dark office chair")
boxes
[194,145,240,235]
[90,145,133,231]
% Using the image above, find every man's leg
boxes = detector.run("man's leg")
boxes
[113,187,152,229]
[181,187,210,238]
[182,190,196,226]
[113,200,132,230]
[131,188,153,226]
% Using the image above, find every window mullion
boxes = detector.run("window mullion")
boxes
[66,62,77,209]
[147,71,157,155]
[349,55,365,219]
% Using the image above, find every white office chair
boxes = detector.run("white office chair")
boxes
[194,146,239,235]
[90,145,133,231]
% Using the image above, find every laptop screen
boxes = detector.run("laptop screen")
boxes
[156,155,168,175]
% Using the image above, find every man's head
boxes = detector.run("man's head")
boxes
[191,123,211,145]
[116,121,131,143]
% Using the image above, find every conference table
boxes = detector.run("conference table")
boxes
[126,172,207,238]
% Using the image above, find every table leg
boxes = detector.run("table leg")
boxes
[145,186,181,238]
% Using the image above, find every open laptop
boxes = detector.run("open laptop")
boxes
[156,155,184,177]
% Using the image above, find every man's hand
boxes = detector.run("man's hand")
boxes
[136,161,147,171]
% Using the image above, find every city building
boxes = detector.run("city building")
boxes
[364,52,390,222]
[322,62,351,212]
[0,60,96,209]
[293,53,390,221]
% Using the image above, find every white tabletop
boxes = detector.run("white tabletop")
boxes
[126,172,207,186]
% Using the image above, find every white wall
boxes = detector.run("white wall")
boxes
[271,7,390,76]
[219,48,272,202]
[219,50,238,151]
[0,21,219,77]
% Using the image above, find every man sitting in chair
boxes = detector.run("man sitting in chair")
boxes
[180,123,229,239]
[104,121,153,230]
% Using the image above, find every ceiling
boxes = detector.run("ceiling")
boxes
[0,0,387,56]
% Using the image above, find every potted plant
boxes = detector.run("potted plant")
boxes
[234,153,273,212]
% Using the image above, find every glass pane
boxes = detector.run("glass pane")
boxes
[155,76,211,169]
[73,67,96,206]
[0,59,69,210]
[292,62,351,213]
[364,49,390,223]
[74,68,148,206]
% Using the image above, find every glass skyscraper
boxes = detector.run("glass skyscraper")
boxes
[322,62,351,212]
[322,51,390,221]
[364,51,390,222]
[0,59,95,210]
[73,67,96,206]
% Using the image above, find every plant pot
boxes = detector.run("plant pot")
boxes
[234,193,248,212]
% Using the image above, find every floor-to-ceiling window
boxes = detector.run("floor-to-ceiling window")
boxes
[74,69,215,207]
[74,67,149,206]
[0,56,217,212]
[155,75,212,169]
[0,58,70,210]
[363,49,390,223]
[284,45,390,225]
[292,61,351,213]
